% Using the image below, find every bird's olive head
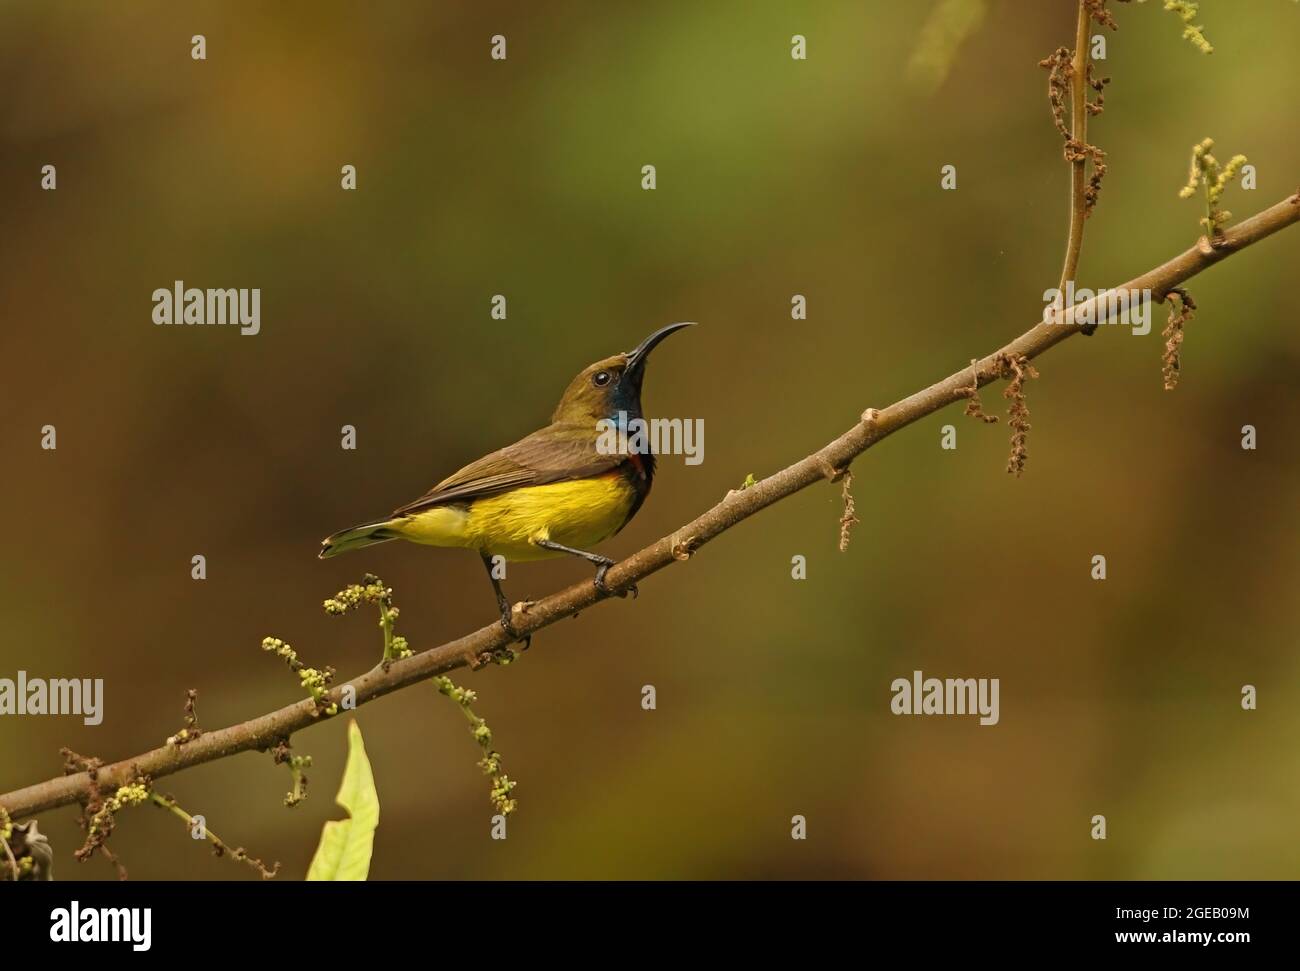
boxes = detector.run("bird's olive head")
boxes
[551,322,695,425]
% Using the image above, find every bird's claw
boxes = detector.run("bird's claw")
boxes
[498,611,530,649]
[593,561,635,599]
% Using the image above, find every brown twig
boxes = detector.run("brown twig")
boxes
[167,689,204,747]
[838,473,860,553]
[1045,1,1113,336]
[0,813,19,881]
[151,792,280,879]
[1061,5,1093,290]
[1,193,1298,823]
[1162,287,1197,390]
[997,353,1041,476]
[962,359,999,423]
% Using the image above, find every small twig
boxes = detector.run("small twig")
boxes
[838,473,860,553]
[962,359,999,423]
[1086,62,1110,117]
[1044,1,1113,336]
[432,677,517,816]
[99,841,128,881]
[61,748,123,870]
[151,792,280,879]
[0,808,19,880]
[260,637,338,715]
[1084,0,1119,31]
[324,573,411,664]
[997,353,1041,477]
[1179,137,1249,243]
[167,689,204,747]
[1161,287,1197,390]
[271,740,312,808]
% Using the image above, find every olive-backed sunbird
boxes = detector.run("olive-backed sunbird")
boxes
[319,322,695,637]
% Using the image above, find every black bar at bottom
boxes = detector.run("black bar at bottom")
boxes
[0,880,1278,956]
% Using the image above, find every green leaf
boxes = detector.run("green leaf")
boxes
[306,720,379,881]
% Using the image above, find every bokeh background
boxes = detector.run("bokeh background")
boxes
[2,0,1298,880]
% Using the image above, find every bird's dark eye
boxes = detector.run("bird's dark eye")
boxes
[592,370,612,387]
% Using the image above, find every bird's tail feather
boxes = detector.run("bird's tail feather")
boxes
[319,520,398,559]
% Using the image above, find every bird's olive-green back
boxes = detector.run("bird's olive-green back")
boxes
[391,353,637,517]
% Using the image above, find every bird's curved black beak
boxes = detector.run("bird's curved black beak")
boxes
[625,321,696,375]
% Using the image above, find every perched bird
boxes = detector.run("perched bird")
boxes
[320,322,695,639]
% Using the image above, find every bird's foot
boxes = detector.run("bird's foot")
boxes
[593,560,637,599]
[498,608,531,651]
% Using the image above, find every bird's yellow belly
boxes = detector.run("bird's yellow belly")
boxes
[396,474,637,562]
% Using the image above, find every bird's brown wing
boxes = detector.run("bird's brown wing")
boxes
[391,424,623,516]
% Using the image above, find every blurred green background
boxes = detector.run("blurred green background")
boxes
[2,0,1298,880]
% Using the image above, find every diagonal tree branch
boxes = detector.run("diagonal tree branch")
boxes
[3,192,1298,822]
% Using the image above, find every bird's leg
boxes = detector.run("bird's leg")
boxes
[533,539,637,599]
[480,552,530,649]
